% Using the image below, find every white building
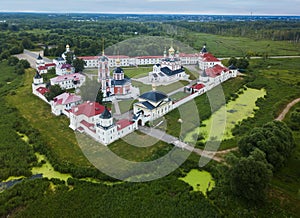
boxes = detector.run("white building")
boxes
[97,52,132,99]
[56,63,75,76]
[133,90,173,125]
[69,101,137,145]
[53,57,66,66]
[198,45,222,70]
[51,92,82,116]
[69,101,106,131]
[198,64,238,90]
[149,47,188,83]
[78,52,198,69]
[50,73,86,90]
[32,71,49,104]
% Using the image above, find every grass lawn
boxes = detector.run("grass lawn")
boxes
[109,132,173,162]
[124,67,152,78]
[118,99,136,114]
[170,92,190,101]
[6,69,91,167]
[6,69,175,168]
[83,67,153,79]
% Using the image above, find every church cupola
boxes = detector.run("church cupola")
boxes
[66,44,70,53]
[113,67,125,81]
[201,44,208,54]
[36,53,45,68]
[175,48,180,58]
[168,46,175,58]
[99,106,113,128]
[33,71,43,85]
[163,48,167,58]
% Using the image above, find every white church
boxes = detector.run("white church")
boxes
[149,46,188,83]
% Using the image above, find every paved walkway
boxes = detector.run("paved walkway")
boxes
[139,126,224,162]
[15,50,53,69]
[113,100,121,115]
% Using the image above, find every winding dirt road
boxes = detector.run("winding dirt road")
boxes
[276,98,300,121]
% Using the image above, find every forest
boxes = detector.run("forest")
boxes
[0,13,299,217]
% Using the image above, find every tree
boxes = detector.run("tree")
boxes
[44,85,64,101]
[238,121,295,171]
[228,57,238,66]
[21,38,34,49]
[96,89,103,105]
[236,58,249,69]
[7,56,19,66]
[19,59,31,69]
[230,149,273,203]
[14,63,25,75]
[72,58,85,73]
[65,52,74,65]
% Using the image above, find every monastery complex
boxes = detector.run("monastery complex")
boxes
[31,43,238,145]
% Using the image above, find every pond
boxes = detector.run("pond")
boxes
[185,88,266,142]
[31,153,72,182]
[179,169,215,196]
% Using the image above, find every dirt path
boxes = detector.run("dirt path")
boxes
[276,98,300,121]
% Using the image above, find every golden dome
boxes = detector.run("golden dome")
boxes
[169,46,175,53]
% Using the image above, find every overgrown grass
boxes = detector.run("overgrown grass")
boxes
[6,69,91,167]
[185,32,300,57]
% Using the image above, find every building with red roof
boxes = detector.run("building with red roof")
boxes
[51,92,82,116]
[68,101,137,145]
[198,44,222,70]
[50,73,86,90]
[69,101,106,130]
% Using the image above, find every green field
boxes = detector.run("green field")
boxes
[187,32,300,57]
[83,67,153,79]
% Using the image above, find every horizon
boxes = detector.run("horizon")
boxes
[1,0,300,16]
[0,11,300,17]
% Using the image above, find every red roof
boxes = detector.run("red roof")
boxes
[38,66,47,71]
[135,56,163,59]
[36,87,49,95]
[78,56,99,60]
[80,120,96,133]
[108,55,130,59]
[179,53,199,58]
[45,63,56,67]
[116,119,134,130]
[70,101,106,118]
[191,83,205,90]
[201,53,220,62]
[206,65,229,78]
[53,93,81,106]
[80,120,94,128]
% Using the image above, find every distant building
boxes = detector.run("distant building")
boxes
[35,54,56,74]
[50,73,86,90]
[198,44,222,70]
[32,71,49,103]
[56,63,75,76]
[78,50,198,69]
[98,51,132,99]
[149,47,188,83]
[36,53,45,69]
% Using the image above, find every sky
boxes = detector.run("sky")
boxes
[1,0,300,15]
